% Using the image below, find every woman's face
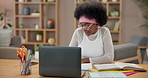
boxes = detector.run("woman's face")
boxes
[79,22,98,36]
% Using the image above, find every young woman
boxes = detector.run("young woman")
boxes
[69,1,114,64]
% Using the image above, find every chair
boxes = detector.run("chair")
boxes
[114,35,148,64]
[0,36,21,59]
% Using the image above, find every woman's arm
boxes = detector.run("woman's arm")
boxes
[89,28,114,64]
[69,28,79,47]
[69,28,83,47]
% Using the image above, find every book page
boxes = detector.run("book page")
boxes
[115,62,143,69]
[94,64,121,70]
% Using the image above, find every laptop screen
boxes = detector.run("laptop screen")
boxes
[39,46,81,77]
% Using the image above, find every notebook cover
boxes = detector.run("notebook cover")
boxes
[123,71,139,76]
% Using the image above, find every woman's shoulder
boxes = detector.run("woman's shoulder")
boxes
[74,27,83,34]
[100,27,109,31]
[72,27,83,38]
[99,27,110,35]
[99,27,110,32]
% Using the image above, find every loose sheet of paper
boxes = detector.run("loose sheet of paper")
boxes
[81,63,92,70]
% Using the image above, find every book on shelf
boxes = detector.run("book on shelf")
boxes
[94,62,144,71]
[89,72,128,78]
[113,20,120,31]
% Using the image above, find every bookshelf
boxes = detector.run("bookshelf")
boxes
[74,0,122,44]
[14,0,58,49]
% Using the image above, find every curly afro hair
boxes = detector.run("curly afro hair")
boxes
[74,1,108,26]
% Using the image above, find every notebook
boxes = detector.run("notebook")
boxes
[39,46,81,78]
[94,62,144,71]
[89,72,128,78]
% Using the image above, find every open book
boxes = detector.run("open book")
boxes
[94,62,144,71]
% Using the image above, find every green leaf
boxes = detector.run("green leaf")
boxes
[3,25,7,29]
[144,15,148,20]
[137,0,148,28]
[0,13,3,17]
[138,0,148,7]
[34,46,39,51]
[37,31,43,35]
[7,23,12,27]
[0,17,3,21]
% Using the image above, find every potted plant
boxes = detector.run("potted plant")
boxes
[34,46,39,60]
[34,44,44,60]
[0,10,12,29]
[36,31,43,41]
[19,24,24,28]
[109,9,119,17]
[137,0,148,28]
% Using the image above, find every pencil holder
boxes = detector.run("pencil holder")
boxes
[17,46,33,75]
[20,59,31,75]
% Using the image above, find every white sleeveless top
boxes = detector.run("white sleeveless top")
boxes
[78,30,104,59]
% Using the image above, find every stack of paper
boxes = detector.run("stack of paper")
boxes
[81,63,92,70]
[89,72,128,78]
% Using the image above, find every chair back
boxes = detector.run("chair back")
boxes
[128,35,148,46]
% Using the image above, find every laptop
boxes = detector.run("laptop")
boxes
[39,46,81,78]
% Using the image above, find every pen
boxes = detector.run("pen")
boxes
[21,55,32,75]
[125,69,147,72]
[115,69,147,72]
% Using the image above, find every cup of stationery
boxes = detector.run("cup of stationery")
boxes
[17,46,33,75]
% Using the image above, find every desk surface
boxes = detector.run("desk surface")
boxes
[0,59,148,78]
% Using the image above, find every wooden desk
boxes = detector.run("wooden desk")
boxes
[0,59,148,78]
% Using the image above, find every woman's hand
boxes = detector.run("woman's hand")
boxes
[81,58,90,63]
